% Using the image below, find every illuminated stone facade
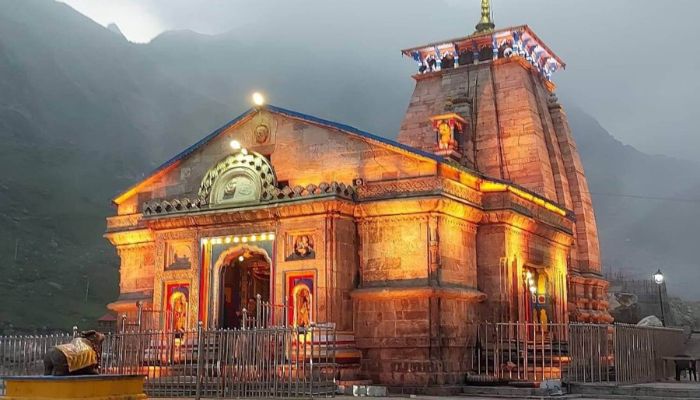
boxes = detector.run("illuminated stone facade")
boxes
[105,21,609,388]
[397,25,610,326]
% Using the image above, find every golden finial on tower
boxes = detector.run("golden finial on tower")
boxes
[475,0,495,33]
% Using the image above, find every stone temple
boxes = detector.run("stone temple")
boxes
[105,2,610,386]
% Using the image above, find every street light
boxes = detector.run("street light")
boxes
[653,269,665,326]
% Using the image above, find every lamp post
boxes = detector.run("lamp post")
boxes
[653,269,665,327]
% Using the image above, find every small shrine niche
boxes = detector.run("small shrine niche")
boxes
[430,113,467,160]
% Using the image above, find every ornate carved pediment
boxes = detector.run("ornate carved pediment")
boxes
[199,150,277,208]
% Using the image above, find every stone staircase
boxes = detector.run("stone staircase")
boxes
[334,330,363,381]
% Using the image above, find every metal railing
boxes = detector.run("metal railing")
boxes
[567,323,685,384]
[468,322,568,382]
[119,296,293,333]
[468,321,687,385]
[0,331,76,377]
[567,323,611,383]
[241,297,293,330]
[0,323,336,398]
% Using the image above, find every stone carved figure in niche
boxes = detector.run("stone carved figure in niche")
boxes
[294,235,314,258]
[437,122,452,150]
[294,285,312,328]
[169,291,188,332]
[287,234,315,260]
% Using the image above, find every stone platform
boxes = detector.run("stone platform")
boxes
[1,375,146,400]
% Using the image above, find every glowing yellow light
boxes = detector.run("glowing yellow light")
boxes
[241,237,248,243]
[224,236,231,243]
[238,255,245,262]
[268,233,275,240]
[528,278,534,286]
[252,92,265,106]
[230,140,241,150]
[233,236,240,243]
[529,285,537,294]
[201,238,209,244]
[260,233,267,240]
[526,271,532,279]
[241,148,248,155]
[250,235,257,242]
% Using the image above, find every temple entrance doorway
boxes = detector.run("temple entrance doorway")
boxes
[219,249,270,329]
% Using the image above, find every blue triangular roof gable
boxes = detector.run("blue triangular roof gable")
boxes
[113,104,442,204]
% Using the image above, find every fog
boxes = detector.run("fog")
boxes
[59,0,700,163]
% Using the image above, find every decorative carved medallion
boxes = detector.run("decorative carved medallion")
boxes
[254,124,270,144]
[199,150,277,208]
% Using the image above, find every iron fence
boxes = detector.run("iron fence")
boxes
[0,331,76,377]
[567,323,612,383]
[468,322,568,382]
[117,296,293,333]
[468,321,686,385]
[0,323,336,398]
[567,323,685,384]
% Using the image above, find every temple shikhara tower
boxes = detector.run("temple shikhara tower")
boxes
[105,1,610,386]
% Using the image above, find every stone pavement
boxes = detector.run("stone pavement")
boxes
[155,382,700,399]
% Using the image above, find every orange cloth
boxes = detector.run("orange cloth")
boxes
[56,337,97,372]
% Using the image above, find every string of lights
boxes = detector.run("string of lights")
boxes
[201,232,275,245]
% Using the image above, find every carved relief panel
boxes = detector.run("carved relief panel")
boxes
[285,231,317,261]
[165,241,193,270]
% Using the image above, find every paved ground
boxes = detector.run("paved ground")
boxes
[155,381,700,399]
[159,397,609,400]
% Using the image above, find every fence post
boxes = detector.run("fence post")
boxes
[256,293,262,329]
[242,308,248,330]
[195,321,204,400]
[136,301,143,333]
[72,326,78,338]
[283,298,288,328]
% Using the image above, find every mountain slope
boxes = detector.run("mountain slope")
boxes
[0,0,234,331]
[569,105,700,295]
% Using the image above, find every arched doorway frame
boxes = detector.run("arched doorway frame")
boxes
[210,244,273,329]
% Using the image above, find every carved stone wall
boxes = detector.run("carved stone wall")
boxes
[117,244,155,295]
[358,215,429,286]
[396,57,609,322]
[438,216,477,286]
[153,229,200,329]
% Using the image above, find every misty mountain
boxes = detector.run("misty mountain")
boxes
[569,107,700,292]
[0,0,234,330]
[0,0,698,329]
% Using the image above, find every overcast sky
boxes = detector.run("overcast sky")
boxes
[58,0,700,162]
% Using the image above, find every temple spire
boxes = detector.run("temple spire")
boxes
[475,0,495,33]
